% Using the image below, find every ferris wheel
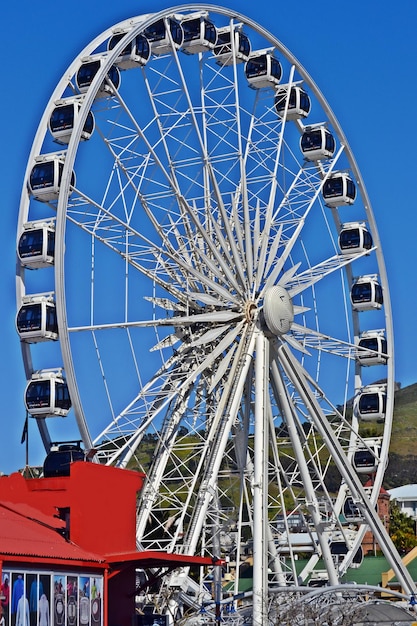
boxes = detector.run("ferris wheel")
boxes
[15,3,416,622]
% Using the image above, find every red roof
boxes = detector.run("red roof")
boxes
[0,502,223,572]
[0,502,105,565]
[104,550,223,568]
[364,480,390,496]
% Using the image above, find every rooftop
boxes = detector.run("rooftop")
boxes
[388,484,417,501]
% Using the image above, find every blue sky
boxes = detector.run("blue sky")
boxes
[1,0,416,474]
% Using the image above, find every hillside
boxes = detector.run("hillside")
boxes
[125,382,417,490]
[383,381,417,489]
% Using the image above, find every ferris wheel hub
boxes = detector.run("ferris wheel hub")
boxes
[263,285,294,335]
[244,300,257,322]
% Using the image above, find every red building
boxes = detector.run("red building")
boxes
[0,462,219,626]
[361,482,391,555]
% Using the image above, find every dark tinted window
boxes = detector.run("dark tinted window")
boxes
[43,445,85,477]
[50,105,74,132]
[55,382,71,410]
[30,162,55,189]
[17,304,42,331]
[351,282,372,303]
[339,228,360,249]
[26,381,51,408]
[323,177,344,198]
[359,393,379,413]
[19,230,44,257]
[301,130,322,152]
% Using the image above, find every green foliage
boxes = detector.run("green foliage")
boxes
[389,500,417,555]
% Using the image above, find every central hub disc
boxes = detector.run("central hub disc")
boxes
[263,285,294,336]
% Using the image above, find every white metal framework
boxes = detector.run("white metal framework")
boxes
[16,5,415,624]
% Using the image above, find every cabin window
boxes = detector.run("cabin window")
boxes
[238,34,250,56]
[55,382,71,409]
[301,130,321,151]
[324,177,343,197]
[204,21,216,43]
[351,283,372,302]
[46,307,58,333]
[26,382,51,407]
[325,132,335,153]
[246,57,267,77]
[340,229,360,248]
[50,105,74,132]
[17,305,42,331]
[182,19,200,41]
[30,162,54,189]
[19,230,44,257]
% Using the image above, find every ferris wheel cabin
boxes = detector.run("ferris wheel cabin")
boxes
[357,331,388,366]
[213,26,251,65]
[107,32,150,69]
[339,222,373,254]
[25,371,71,417]
[180,14,217,53]
[143,18,183,55]
[355,386,387,422]
[16,296,58,343]
[353,441,382,474]
[49,99,95,144]
[351,275,383,311]
[43,442,87,478]
[76,57,121,97]
[300,127,336,161]
[275,85,311,121]
[28,154,75,203]
[18,222,55,268]
[245,52,282,89]
[343,497,362,523]
[322,172,356,207]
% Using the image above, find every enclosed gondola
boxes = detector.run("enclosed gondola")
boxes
[275,85,311,121]
[25,370,71,417]
[18,221,55,268]
[354,385,386,422]
[339,222,373,254]
[16,295,58,343]
[245,52,282,89]
[353,442,381,474]
[28,154,76,203]
[76,56,121,97]
[330,541,348,556]
[49,98,95,144]
[351,275,383,311]
[322,172,356,207]
[300,126,335,161]
[343,497,362,523]
[213,25,250,65]
[143,17,183,55]
[180,13,217,53]
[43,442,87,477]
[357,331,388,366]
[107,32,150,69]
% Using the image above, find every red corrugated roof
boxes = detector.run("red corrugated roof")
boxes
[0,502,105,564]
[0,503,223,572]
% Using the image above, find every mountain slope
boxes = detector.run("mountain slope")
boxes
[384,381,417,488]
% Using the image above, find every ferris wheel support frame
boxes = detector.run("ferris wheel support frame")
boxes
[277,343,416,596]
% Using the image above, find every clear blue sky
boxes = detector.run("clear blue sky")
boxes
[1,0,416,474]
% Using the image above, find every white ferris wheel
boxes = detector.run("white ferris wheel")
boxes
[15,4,416,623]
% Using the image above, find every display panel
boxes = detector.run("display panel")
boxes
[1,572,102,626]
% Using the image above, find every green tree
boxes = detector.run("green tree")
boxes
[389,500,417,554]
